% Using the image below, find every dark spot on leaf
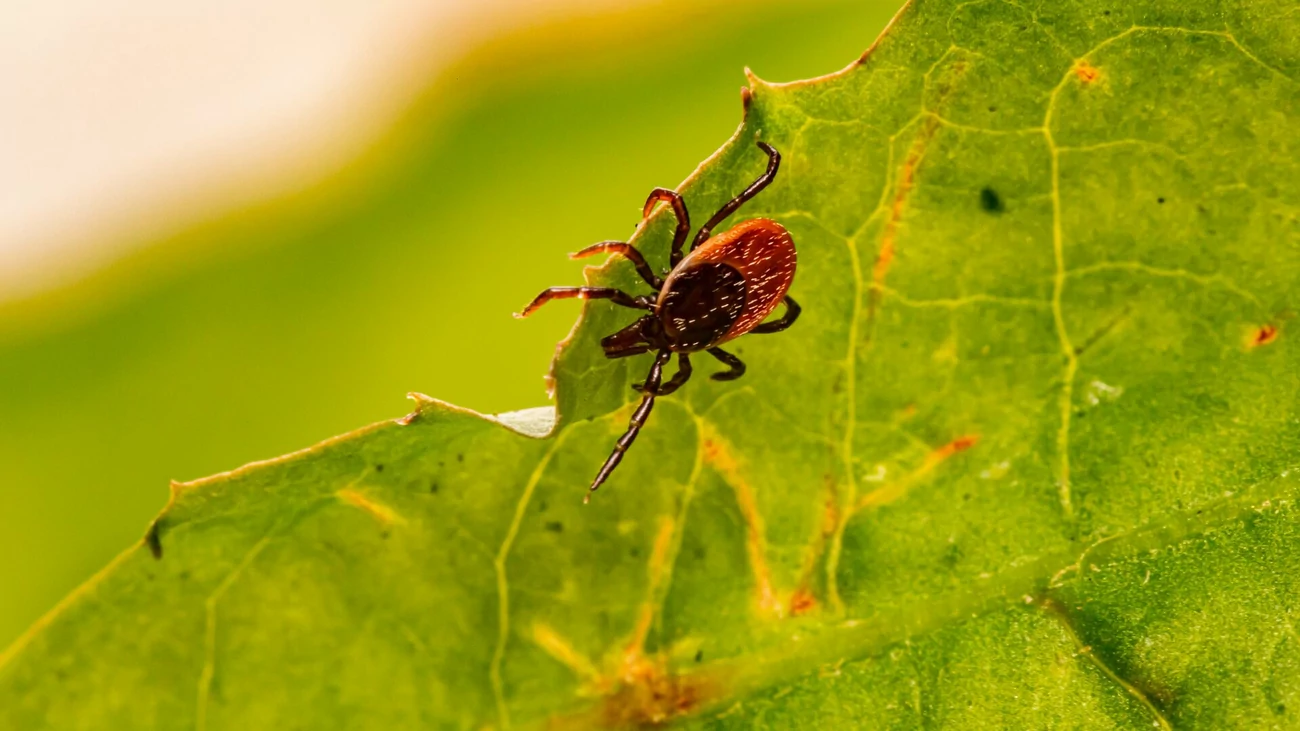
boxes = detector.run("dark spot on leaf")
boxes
[980,187,1004,213]
[1252,324,1279,347]
[695,650,704,663]
[430,481,439,494]
[1103,9,1110,14]
[1073,62,1101,83]
[962,493,971,501]
[693,547,705,560]
[375,464,384,472]
[1157,197,1165,204]
[942,542,962,568]
[381,531,391,540]
[1018,24,1026,30]
[145,521,163,560]
[988,105,997,112]
[457,454,464,463]
[539,500,549,513]
[630,547,641,558]
[545,521,564,533]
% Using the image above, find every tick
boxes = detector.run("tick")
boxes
[517,141,800,501]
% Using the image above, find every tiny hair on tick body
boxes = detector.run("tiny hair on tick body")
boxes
[516,141,800,502]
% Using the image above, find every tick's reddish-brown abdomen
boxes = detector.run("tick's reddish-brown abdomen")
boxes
[659,218,796,345]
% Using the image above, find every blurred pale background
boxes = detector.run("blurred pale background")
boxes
[0,0,896,648]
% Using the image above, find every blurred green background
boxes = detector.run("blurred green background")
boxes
[0,0,896,649]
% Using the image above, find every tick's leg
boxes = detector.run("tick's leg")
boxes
[634,353,692,395]
[707,347,746,381]
[693,142,781,250]
[514,287,651,318]
[751,295,801,334]
[570,241,662,289]
[642,188,691,268]
[588,349,672,503]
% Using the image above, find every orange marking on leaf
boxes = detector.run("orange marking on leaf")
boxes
[1073,61,1101,83]
[544,654,718,729]
[789,588,818,616]
[1250,324,1279,348]
[822,477,842,532]
[535,516,712,723]
[532,623,600,683]
[935,434,980,458]
[873,116,942,301]
[702,438,719,461]
[857,434,980,511]
[871,59,969,305]
[791,474,839,615]
[335,488,404,526]
[534,517,711,724]
[625,515,677,659]
[703,432,782,617]
[596,660,714,728]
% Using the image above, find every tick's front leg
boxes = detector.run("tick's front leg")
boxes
[514,287,651,318]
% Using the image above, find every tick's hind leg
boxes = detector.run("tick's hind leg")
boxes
[634,353,692,395]
[751,296,801,334]
[642,188,691,268]
[692,142,781,249]
[570,241,662,289]
[707,347,746,381]
[515,287,651,318]
[588,349,672,503]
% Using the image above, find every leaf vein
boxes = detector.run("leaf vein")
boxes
[489,428,570,730]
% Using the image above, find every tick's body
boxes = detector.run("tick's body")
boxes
[518,142,799,500]
[660,218,796,349]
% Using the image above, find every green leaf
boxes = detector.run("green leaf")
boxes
[3,0,1299,727]
[0,0,899,654]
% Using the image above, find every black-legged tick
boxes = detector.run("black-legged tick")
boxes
[517,141,799,501]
